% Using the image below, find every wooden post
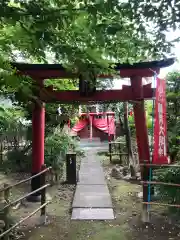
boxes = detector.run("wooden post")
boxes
[114,119,116,141]
[109,142,112,162]
[0,189,5,238]
[119,143,122,164]
[119,142,121,162]
[89,115,93,141]
[130,76,150,222]
[49,167,54,186]
[141,161,150,222]
[4,184,10,240]
[0,142,3,163]
[107,114,111,142]
[41,164,47,224]
[123,102,136,177]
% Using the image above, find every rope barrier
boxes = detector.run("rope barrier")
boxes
[139,163,180,168]
[142,181,180,187]
[143,202,180,208]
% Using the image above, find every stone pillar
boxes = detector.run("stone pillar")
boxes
[66,152,76,184]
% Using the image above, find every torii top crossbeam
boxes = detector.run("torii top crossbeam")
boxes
[11,58,174,103]
[12,58,174,79]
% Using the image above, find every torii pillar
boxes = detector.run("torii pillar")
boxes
[28,101,45,202]
[130,76,150,222]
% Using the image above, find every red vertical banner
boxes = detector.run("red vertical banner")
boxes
[153,77,169,164]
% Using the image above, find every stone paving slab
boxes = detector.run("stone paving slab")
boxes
[78,170,106,184]
[78,168,105,176]
[81,157,101,162]
[79,162,102,170]
[72,184,112,208]
[79,165,104,173]
[78,167,106,184]
[71,208,114,220]
[78,176,106,185]
[80,161,102,167]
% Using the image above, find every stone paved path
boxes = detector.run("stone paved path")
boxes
[71,148,114,220]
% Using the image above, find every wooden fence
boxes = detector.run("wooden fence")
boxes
[108,141,139,166]
[0,165,51,239]
[140,163,180,222]
[108,141,128,163]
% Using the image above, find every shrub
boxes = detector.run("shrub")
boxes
[2,131,78,175]
[155,167,180,214]
[44,132,77,171]
[2,146,31,173]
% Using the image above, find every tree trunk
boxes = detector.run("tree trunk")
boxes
[123,102,136,178]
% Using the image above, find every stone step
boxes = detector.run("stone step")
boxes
[72,184,112,208]
[71,208,114,220]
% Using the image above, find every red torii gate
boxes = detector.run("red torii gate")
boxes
[11,58,174,201]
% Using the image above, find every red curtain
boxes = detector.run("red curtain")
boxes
[92,116,115,135]
[93,118,108,132]
[72,119,88,132]
[71,115,115,135]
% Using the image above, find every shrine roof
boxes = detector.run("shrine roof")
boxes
[11,58,174,71]
[80,112,115,116]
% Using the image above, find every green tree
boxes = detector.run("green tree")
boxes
[129,1,180,33]
[166,71,180,161]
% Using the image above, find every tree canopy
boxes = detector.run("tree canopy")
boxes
[0,0,179,116]
[0,0,176,68]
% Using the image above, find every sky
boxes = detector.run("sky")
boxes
[159,29,180,77]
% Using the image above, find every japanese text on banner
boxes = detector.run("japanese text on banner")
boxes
[153,78,169,164]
